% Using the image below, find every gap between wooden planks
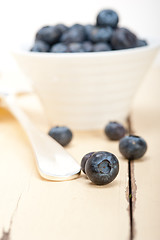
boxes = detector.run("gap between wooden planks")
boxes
[1,64,159,240]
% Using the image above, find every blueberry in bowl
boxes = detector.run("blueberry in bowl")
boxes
[110,27,138,50]
[93,42,112,52]
[30,40,50,52]
[12,9,160,130]
[96,9,119,28]
[35,26,62,45]
[88,26,113,43]
[60,24,86,44]
[30,9,149,53]
[50,43,68,53]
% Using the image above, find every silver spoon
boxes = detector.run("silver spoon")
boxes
[0,90,81,181]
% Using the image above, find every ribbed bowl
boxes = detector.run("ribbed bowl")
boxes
[12,39,160,130]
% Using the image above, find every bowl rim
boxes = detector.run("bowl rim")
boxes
[12,38,160,58]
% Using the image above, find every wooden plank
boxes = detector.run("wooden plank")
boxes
[0,89,130,240]
[131,65,160,240]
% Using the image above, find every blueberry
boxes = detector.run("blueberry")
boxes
[68,43,84,53]
[70,24,85,31]
[50,43,68,53]
[136,39,148,47]
[84,24,95,40]
[82,41,93,52]
[97,9,119,28]
[110,27,138,50]
[81,152,95,174]
[36,26,61,45]
[48,126,73,146]
[104,121,126,140]
[93,42,112,52]
[30,40,50,52]
[119,135,147,160]
[55,24,68,34]
[85,151,119,185]
[60,25,86,44]
[89,26,113,43]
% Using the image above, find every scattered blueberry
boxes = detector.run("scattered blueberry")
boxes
[110,27,138,50]
[30,40,50,52]
[48,126,73,146]
[81,152,95,174]
[93,42,112,52]
[97,9,119,28]
[104,121,126,140]
[50,43,68,53]
[89,26,113,43]
[119,135,147,160]
[85,151,119,185]
[36,26,61,45]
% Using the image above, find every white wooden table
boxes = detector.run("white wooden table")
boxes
[0,61,159,240]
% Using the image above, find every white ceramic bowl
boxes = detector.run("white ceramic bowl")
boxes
[12,39,160,130]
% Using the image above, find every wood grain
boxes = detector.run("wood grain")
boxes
[0,93,130,240]
[0,63,159,240]
[131,65,160,240]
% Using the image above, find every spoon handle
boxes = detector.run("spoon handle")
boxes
[3,95,81,181]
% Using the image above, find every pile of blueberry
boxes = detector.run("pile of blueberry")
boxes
[31,9,147,53]
[48,123,147,186]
